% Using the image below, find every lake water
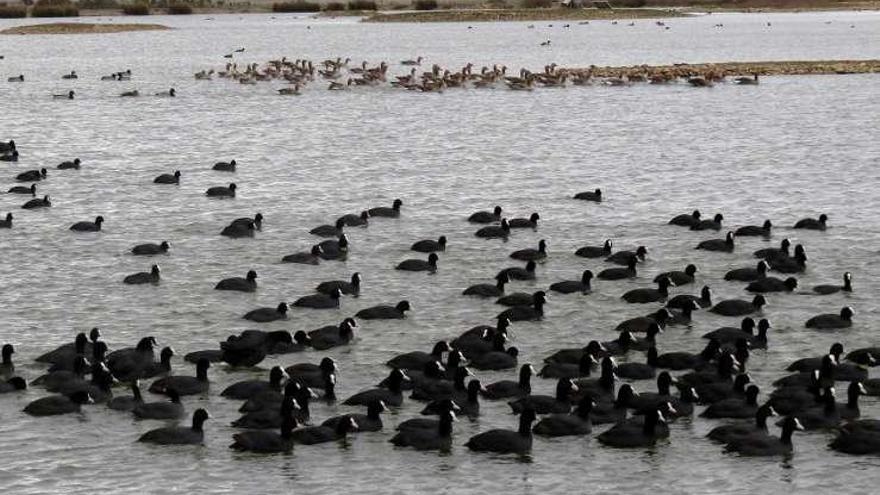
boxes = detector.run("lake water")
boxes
[1,10,880,494]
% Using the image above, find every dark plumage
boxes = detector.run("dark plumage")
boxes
[70,216,104,232]
[497,260,536,281]
[293,288,342,309]
[22,195,51,209]
[468,205,502,223]
[710,295,766,317]
[282,245,323,264]
[597,408,668,448]
[510,239,546,261]
[666,285,712,310]
[621,277,673,304]
[16,168,47,182]
[355,300,410,320]
[149,358,210,396]
[465,408,536,454]
[793,213,828,230]
[617,347,659,380]
[575,239,612,258]
[396,253,438,272]
[215,270,258,292]
[411,236,446,253]
[508,378,577,415]
[316,274,361,298]
[105,336,156,382]
[606,246,647,265]
[344,369,408,407]
[230,412,296,453]
[746,276,798,293]
[7,184,35,195]
[243,302,288,322]
[470,346,518,371]
[1,344,16,378]
[813,272,852,295]
[669,210,701,227]
[549,270,593,294]
[654,264,697,286]
[533,396,594,437]
[367,198,402,218]
[615,309,671,333]
[390,410,454,451]
[724,261,769,282]
[508,212,540,229]
[597,257,637,280]
[475,219,510,239]
[153,170,180,184]
[57,158,81,170]
[325,400,387,433]
[309,218,345,238]
[308,319,356,350]
[735,219,772,237]
[805,307,854,329]
[221,366,288,400]
[387,341,450,371]
[573,188,602,202]
[123,264,161,285]
[222,330,309,367]
[497,292,545,322]
[769,248,807,273]
[132,241,170,256]
[133,388,185,419]
[205,183,236,197]
[0,376,27,394]
[338,211,369,227]
[707,404,777,444]
[754,238,791,260]
[463,274,509,297]
[220,222,255,238]
[696,231,735,252]
[213,159,236,171]
[24,390,93,416]
[724,416,804,456]
[138,409,210,445]
[655,339,720,370]
[701,384,760,419]
[316,235,348,260]
[690,213,724,231]
[483,364,535,399]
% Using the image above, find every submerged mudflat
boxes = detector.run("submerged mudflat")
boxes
[1,22,169,35]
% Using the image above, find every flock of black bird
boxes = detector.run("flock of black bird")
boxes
[1,139,877,458]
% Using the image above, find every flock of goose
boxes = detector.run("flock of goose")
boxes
[193,55,761,94]
[2,54,756,105]
[1,139,877,458]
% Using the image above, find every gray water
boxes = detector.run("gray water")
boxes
[1,10,880,494]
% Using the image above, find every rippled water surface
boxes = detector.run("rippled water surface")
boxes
[1,10,880,494]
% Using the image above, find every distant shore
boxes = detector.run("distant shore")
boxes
[1,3,878,24]
[0,22,170,35]
[363,8,685,22]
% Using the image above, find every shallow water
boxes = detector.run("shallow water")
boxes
[1,10,880,494]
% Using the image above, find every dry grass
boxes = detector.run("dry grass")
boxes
[1,22,169,34]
